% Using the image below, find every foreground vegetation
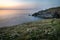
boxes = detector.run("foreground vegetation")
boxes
[0,19,60,40]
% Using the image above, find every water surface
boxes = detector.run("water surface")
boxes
[0,10,41,27]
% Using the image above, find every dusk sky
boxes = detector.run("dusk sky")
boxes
[0,0,60,10]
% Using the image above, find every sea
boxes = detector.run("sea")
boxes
[0,10,41,27]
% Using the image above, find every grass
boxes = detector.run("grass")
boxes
[0,19,60,40]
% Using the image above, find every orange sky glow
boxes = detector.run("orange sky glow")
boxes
[0,0,27,8]
[0,0,37,9]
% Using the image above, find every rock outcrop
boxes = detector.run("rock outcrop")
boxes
[32,7,60,19]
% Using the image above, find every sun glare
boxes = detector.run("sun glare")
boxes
[0,0,19,8]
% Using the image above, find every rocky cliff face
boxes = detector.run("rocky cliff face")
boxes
[32,7,60,19]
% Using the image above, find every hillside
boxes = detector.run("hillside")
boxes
[0,19,60,40]
[32,7,60,18]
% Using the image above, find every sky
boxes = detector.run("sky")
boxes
[0,0,60,10]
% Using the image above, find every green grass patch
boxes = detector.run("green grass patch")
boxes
[0,19,60,40]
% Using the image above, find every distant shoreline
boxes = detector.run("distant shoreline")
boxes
[32,7,60,19]
[0,9,35,10]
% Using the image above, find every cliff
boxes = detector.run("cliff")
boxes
[32,7,60,18]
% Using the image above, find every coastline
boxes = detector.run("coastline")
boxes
[0,19,60,40]
[32,7,60,18]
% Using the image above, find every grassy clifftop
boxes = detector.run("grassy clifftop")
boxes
[0,19,60,40]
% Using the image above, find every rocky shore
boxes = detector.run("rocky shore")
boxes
[32,7,60,19]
